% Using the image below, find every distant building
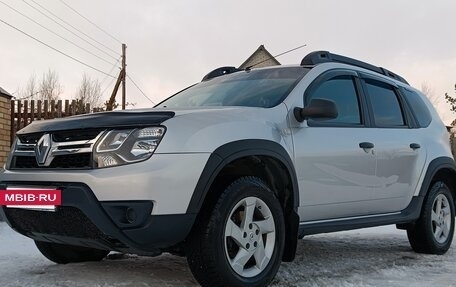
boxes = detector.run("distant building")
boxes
[239,45,280,69]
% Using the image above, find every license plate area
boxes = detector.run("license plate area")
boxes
[1,187,62,211]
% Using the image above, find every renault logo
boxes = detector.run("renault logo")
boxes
[35,134,51,165]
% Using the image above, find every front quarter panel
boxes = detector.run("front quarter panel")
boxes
[155,105,293,155]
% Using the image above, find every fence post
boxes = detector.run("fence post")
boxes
[0,92,12,170]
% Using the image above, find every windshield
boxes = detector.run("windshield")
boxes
[158,67,309,108]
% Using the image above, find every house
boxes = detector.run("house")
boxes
[239,45,280,69]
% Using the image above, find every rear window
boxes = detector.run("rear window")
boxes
[364,79,406,127]
[158,67,309,108]
[402,89,432,127]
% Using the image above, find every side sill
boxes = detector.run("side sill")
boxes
[298,196,423,237]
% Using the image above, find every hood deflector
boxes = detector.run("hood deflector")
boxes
[17,111,175,135]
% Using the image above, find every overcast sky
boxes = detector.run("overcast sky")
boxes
[0,0,455,123]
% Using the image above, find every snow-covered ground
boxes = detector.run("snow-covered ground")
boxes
[0,222,455,287]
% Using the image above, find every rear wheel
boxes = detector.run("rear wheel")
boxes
[407,181,455,254]
[35,241,109,264]
[187,176,285,287]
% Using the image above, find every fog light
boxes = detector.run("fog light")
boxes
[125,207,137,223]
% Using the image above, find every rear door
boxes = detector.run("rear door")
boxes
[361,76,427,212]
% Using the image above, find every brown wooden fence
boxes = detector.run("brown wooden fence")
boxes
[10,99,94,143]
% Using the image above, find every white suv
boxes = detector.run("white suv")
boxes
[1,51,455,287]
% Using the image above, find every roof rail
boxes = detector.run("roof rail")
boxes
[202,66,241,81]
[301,51,409,85]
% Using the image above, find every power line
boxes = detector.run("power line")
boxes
[0,0,116,66]
[100,57,121,88]
[28,0,119,56]
[101,75,117,97]
[126,74,156,105]
[59,0,122,45]
[0,17,116,78]
[22,0,119,61]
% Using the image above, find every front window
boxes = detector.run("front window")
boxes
[158,67,309,108]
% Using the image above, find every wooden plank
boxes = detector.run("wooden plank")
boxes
[64,100,69,117]
[10,100,15,144]
[71,100,76,116]
[50,100,55,119]
[43,100,48,119]
[57,100,62,118]
[17,100,22,130]
[23,100,28,127]
[30,100,35,124]
[37,100,42,120]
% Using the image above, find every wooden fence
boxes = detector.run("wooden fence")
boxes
[10,99,94,143]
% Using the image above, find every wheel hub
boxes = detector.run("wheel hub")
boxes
[224,196,276,278]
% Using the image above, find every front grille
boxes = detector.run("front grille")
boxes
[4,206,108,240]
[50,153,92,168]
[12,153,92,169]
[52,129,102,142]
[10,129,103,169]
[13,156,39,168]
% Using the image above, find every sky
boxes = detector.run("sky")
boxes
[0,0,455,124]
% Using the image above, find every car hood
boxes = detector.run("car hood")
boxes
[16,106,262,135]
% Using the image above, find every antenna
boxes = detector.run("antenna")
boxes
[244,44,307,70]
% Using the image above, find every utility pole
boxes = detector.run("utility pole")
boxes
[121,43,126,110]
[107,43,126,111]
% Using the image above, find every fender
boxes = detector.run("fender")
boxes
[186,139,299,214]
[186,139,300,261]
[418,156,456,197]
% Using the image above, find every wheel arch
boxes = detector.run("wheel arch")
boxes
[186,139,299,262]
[419,157,456,204]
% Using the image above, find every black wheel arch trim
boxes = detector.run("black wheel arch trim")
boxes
[418,156,456,197]
[186,139,299,214]
[186,139,300,262]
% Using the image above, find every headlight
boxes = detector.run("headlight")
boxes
[94,126,165,168]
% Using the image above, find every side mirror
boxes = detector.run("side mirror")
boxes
[293,98,338,122]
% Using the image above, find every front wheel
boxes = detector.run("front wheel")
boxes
[407,181,455,254]
[187,176,285,287]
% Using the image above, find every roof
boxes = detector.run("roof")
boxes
[0,87,12,98]
[239,45,280,69]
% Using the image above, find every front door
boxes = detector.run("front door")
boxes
[292,70,378,221]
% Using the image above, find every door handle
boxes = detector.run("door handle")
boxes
[359,142,374,149]
[410,143,421,150]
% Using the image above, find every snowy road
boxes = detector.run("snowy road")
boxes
[1,222,455,287]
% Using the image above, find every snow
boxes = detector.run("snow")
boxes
[1,222,455,286]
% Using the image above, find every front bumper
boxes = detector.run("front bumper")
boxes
[0,182,195,254]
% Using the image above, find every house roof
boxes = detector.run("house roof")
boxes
[0,87,12,98]
[239,45,280,69]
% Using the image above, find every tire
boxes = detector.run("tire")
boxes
[35,241,110,264]
[187,176,285,287]
[407,181,455,254]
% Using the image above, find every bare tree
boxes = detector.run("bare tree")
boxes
[18,74,39,100]
[39,69,62,101]
[445,83,456,156]
[421,82,439,108]
[74,73,102,108]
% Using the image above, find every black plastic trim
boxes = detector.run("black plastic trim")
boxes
[201,66,241,81]
[417,157,456,197]
[0,182,194,253]
[299,196,423,236]
[301,51,409,85]
[16,111,175,134]
[186,139,299,214]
